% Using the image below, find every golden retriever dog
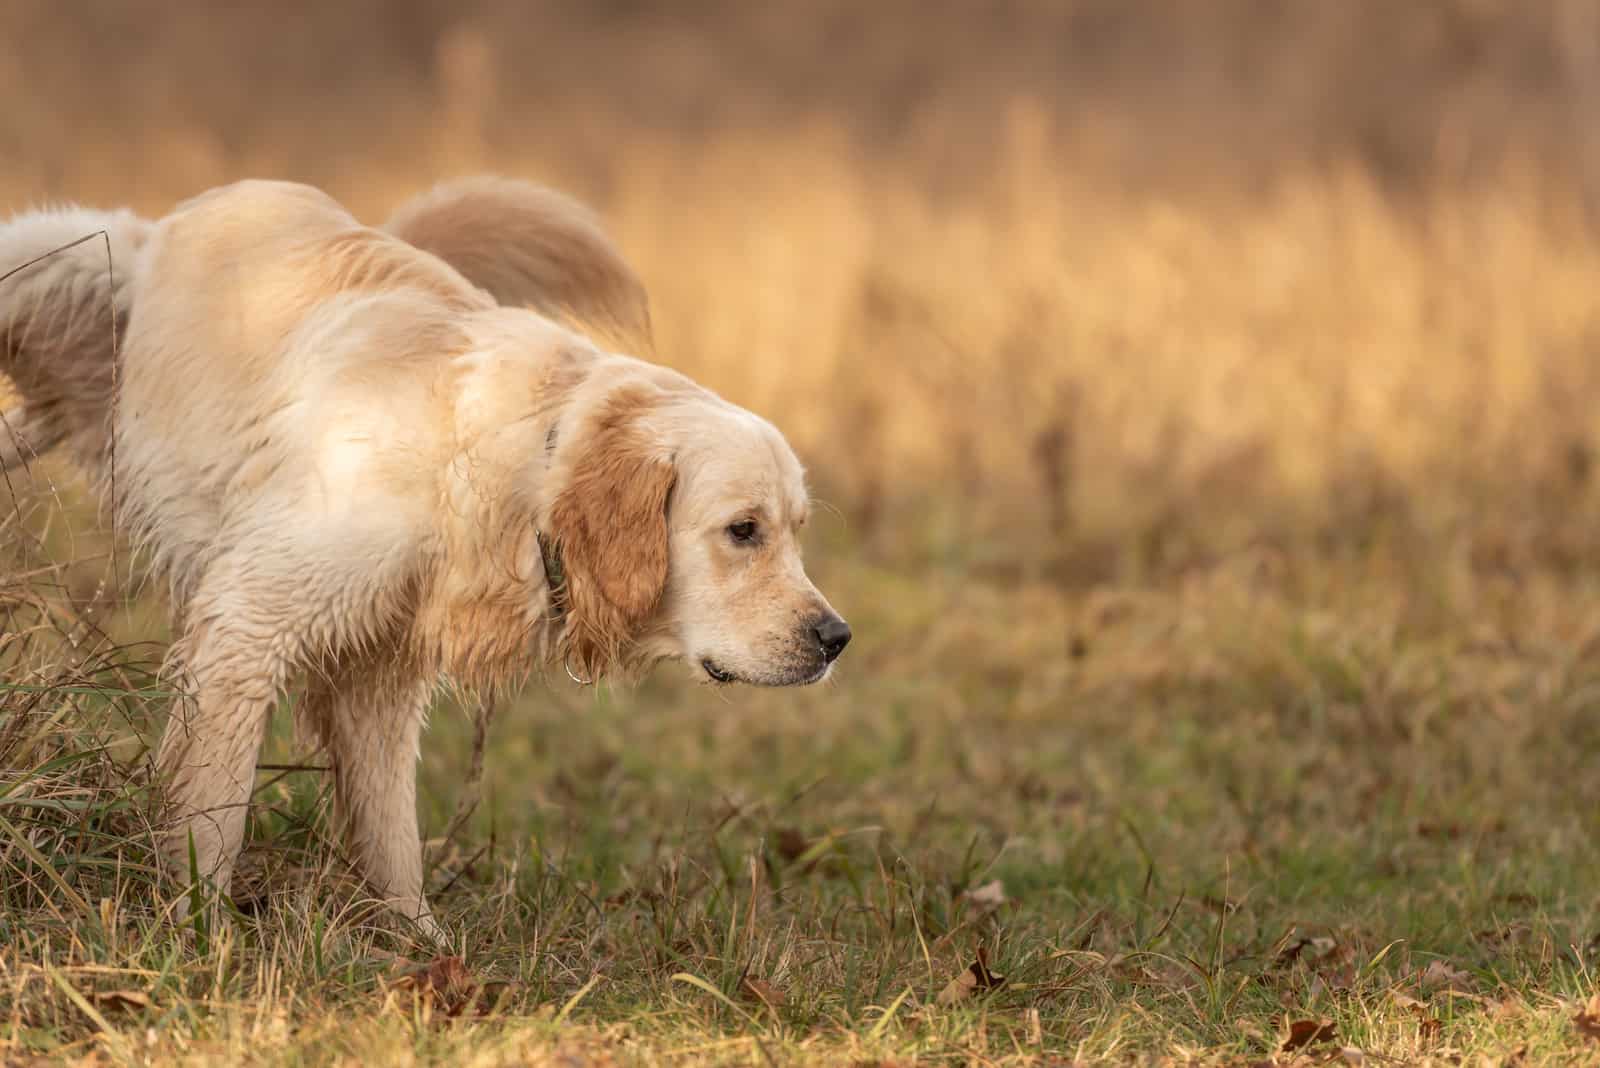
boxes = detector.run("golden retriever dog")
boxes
[0,177,850,941]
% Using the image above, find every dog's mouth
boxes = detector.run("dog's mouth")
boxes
[700,657,830,687]
[701,658,738,684]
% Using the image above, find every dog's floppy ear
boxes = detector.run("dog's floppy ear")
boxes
[549,386,676,680]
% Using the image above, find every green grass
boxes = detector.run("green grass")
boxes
[6,524,1600,1066]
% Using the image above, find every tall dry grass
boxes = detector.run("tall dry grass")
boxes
[10,111,1600,586]
[5,5,1600,592]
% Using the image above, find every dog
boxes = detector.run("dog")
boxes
[0,177,850,941]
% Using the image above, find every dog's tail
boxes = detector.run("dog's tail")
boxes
[383,176,652,352]
[0,207,151,474]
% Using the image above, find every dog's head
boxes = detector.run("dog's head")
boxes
[546,366,848,685]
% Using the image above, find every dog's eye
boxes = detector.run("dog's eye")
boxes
[727,519,758,544]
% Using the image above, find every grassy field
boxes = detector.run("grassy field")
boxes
[17,456,1600,1067]
[10,3,1600,1065]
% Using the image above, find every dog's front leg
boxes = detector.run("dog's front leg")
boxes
[300,669,443,945]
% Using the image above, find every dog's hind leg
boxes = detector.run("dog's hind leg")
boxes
[298,666,444,945]
[155,572,298,906]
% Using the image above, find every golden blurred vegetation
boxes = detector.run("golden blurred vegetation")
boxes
[8,1,1600,586]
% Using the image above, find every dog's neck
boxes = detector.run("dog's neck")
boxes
[417,328,698,690]
[535,417,570,629]
[408,323,594,689]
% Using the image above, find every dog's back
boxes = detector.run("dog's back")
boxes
[110,180,487,594]
[121,179,484,426]
[0,175,650,477]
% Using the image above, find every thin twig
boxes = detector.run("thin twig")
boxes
[439,698,496,850]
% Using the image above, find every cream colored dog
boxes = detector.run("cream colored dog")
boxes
[0,178,850,940]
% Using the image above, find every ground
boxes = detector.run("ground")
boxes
[6,518,1600,1065]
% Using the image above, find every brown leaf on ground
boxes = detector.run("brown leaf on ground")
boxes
[1389,990,1445,1040]
[740,975,786,1013]
[1273,934,1337,970]
[1278,934,1354,996]
[1274,937,1312,967]
[1574,991,1600,1042]
[392,954,507,1019]
[89,989,150,1013]
[1418,959,1472,992]
[774,827,810,862]
[1282,1017,1337,1052]
[936,946,1007,1005]
[773,826,834,874]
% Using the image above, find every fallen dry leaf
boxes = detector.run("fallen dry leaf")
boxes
[1418,959,1472,992]
[774,827,811,863]
[773,826,839,875]
[1274,937,1312,967]
[1388,989,1444,1040]
[740,975,786,1013]
[1282,1017,1337,1052]
[936,946,1007,1006]
[391,954,508,1019]
[1574,990,1600,1042]
[1273,934,1337,970]
[90,989,150,1013]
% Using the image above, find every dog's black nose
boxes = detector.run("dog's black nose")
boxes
[814,615,852,663]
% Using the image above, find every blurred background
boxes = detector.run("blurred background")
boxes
[9,0,1600,589]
